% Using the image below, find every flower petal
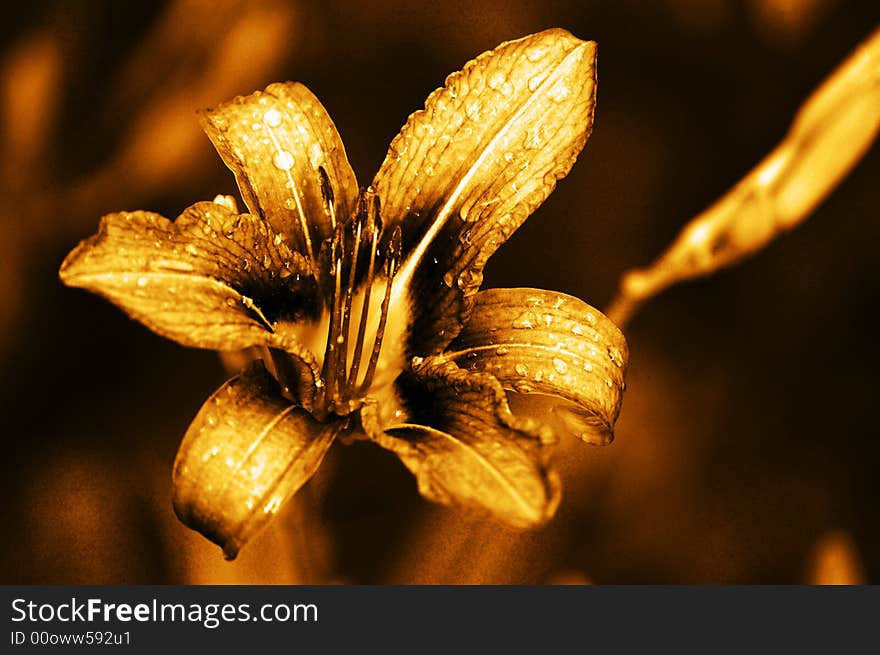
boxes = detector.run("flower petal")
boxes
[201,82,359,264]
[373,29,597,354]
[443,288,627,445]
[362,356,560,528]
[59,200,322,359]
[172,361,342,559]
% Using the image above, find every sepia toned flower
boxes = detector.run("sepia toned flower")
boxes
[59,28,627,559]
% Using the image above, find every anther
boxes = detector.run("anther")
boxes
[318,166,337,229]
[359,225,402,396]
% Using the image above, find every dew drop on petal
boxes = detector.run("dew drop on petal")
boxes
[488,71,506,90]
[515,363,529,376]
[263,108,282,127]
[548,83,571,102]
[495,346,509,356]
[526,44,546,62]
[553,358,568,374]
[273,150,295,170]
[512,310,537,329]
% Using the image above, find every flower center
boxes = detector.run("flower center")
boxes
[313,178,403,417]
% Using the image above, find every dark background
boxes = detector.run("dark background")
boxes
[1,0,877,583]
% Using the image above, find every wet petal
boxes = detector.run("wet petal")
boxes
[443,288,627,445]
[173,361,342,559]
[59,200,321,355]
[373,29,597,354]
[201,82,359,264]
[363,356,560,528]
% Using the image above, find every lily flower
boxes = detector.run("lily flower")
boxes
[60,28,628,559]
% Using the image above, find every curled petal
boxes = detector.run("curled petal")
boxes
[201,82,359,264]
[444,288,627,445]
[373,28,597,354]
[363,356,560,528]
[60,200,320,353]
[173,361,342,559]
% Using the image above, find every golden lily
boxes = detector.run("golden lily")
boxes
[59,28,627,559]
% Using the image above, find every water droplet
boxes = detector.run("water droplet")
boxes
[608,347,624,368]
[488,71,506,90]
[273,150,295,170]
[309,142,323,169]
[263,495,282,514]
[512,310,537,329]
[225,297,238,308]
[526,44,546,62]
[548,83,571,102]
[515,363,529,376]
[273,234,283,246]
[583,362,593,372]
[495,346,509,356]
[263,108,282,127]
[553,358,568,374]
[571,324,584,336]
[137,276,148,287]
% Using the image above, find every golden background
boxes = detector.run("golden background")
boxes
[1,0,877,583]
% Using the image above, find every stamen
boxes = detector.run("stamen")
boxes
[320,221,346,409]
[359,225,401,396]
[338,207,365,401]
[346,196,380,390]
[316,189,400,416]
[318,166,337,230]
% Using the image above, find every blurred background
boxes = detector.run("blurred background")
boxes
[1,0,877,584]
